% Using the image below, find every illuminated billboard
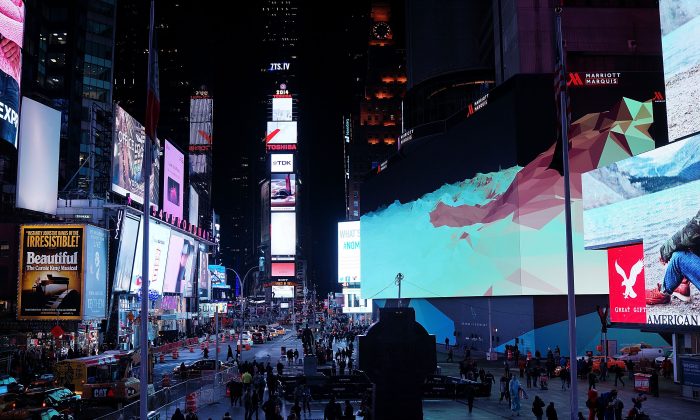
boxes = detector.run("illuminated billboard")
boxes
[189,96,213,175]
[84,225,108,319]
[660,0,700,141]
[16,97,61,214]
[266,121,297,145]
[583,133,700,326]
[209,264,228,288]
[338,221,360,284]
[0,0,24,147]
[18,225,84,320]
[342,287,372,314]
[271,212,296,256]
[271,262,295,277]
[271,173,296,211]
[112,104,160,206]
[272,97,293,121]
[130,221,171,294]
[271,153,294,173]
[198,249,210,300]
[113,214,140,292]
[271,285,294,298]
[189,185,199,225]
[163,140,184,220]
[163,232,196,295]
[181,239,197,297]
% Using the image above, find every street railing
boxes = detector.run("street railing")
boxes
[94,365,239,420]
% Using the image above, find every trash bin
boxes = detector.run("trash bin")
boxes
[634,373,651,392]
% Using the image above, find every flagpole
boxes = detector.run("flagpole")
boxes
[555,5,579,419]
[140,1,155,418]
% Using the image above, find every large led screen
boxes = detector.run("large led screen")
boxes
[16,97,61,214]
[271,262,295,277]
[163,140,184,220]
[266,121,297,145]
[130,221,171,294]
[583,133,700,326]
[181,239,197,297]
[338,221,360,284]
[112,104,160,206]
[271,153,294,173]
[272,285,294,298]
[84,225,108,319]
[0,0,24,147]
[18,225,84,320]
[208,265,228,288]
[362,96,659,299]
[162,232,195,294]
[189,185,199,225]
[272,97,293,121]
[113,214,140,292]
[198,249,210,300]
[189,96,212,175]
[271,212,296,256]
[660,0,700,141]
[271,174,296,211]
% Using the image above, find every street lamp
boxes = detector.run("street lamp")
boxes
[225,266,259,353]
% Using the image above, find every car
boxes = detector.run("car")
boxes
[0,377,25,395]
[252,332,265,344]
[0,407,72,420]
[616,346,666,362]
[173,359,222,378]
[274,326,286,336]
[26,376,55,393]
[239,334,254,347]
[591,356,625,373]
[20,388,80,412]
[0,393,21,413]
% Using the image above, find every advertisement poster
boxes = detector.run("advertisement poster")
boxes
[189,96,213,176]
[0,0,24,147]
[163,232,184,293]
[272,97,293,121]
[271,262,295,278]
[113,214,139,292]
[271,174,296,211]
[111,104,160,206]
[131,221,171,294]
[583,134,700,326]
[181,239,196,297]
[18,225,84,320]
[271,285,294,298]
[271,154,294,173]
[338,221,360,284]
[607,243,646,323]
[198,250,210,300]
[163,140,184,220]
[266,121,297,145]
[84,225,108,319]
[660,0,700,140]
[271,212,296,256]
[208,264,228,289]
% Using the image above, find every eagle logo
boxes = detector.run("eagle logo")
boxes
[615,259,644,299]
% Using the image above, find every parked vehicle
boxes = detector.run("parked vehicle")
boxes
[173,359,222,378]
[0,377,24,395]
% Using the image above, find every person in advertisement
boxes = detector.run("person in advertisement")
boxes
[0,0,23,146]
[646,209,700,304]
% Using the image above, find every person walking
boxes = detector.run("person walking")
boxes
[532,396,545,420]
[509,375,524,416]
[447,347,453,362]
[343,400,354,418]
[546,402,558,420]
[185,409,199,420]
[227,345,234,361]
[499,374,509,404]
[171,408,185,420]
[301,383,312,415]
[613,365,624,387]
[465,384,475,414]
[588,371,597,391]
[444,337,450,350]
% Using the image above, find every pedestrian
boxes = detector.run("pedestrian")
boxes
[599,361,607,382]
[324,396,342,420]
[649,371,659,397]
[509,375,523,416]
[203,346,209,359]
[227,345,234,361]
[185,409,199,420]
[612,393,624,420]
[578,413,585,420]
[447,347,453,362]
[277,360,284,376]
[614,365,624,387]
[301,383,312,415]
[499,374,509,403]
[561,367,568,390]
[546,402,558,420]
[171,408,185,420]
[588,371,597,390]
[465,384,475,414]
[585,389,598,420]
[445,337,450,350]
[343,400,354,418]
[222,412,232,420]
[532,396,545,420]
[291,401,302,419]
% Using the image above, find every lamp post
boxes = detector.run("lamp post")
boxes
[225,266,259,352]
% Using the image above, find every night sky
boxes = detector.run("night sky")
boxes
[197,3,356,296]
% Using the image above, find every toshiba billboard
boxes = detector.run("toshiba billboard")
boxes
[271,154,294,173]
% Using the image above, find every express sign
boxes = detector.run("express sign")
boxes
[271,154,294,173]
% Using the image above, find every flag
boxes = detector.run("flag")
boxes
[145,0,160,142]
[548,2,570,175]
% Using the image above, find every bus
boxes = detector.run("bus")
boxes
[53,351,139,404]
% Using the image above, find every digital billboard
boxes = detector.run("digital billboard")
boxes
[660,0,700,141]
[130,221,171,294]
[113,214,140,292]
[272,97,293,121]
[271,153,294,173]
[271,262,295,277]
[266,121,297,145]
[342,287,372,314]
[362,96,658,299]
[189,185,199,225]
[338,221,360,284]
[198,249,210,300]
[16,97,61,214]
[162,232,196,294]
[181,238,197,297]
[163,140,184,220]
[583,133,700,326]
[112,104,160,206]
[271,174,296,211]
[271,285,294,298]
[0,0,24,147]
[18,225,84,320]
[84,225,108,319]
[189,96,213,176]
[208,264,228,289]
[271,212,296,256]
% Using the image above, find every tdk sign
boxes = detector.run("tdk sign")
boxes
[271,154,294,173]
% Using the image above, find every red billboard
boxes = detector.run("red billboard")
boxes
[271,262,295,277]
[607,243,646,323]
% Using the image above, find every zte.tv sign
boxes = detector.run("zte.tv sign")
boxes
[271,154,294,173]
